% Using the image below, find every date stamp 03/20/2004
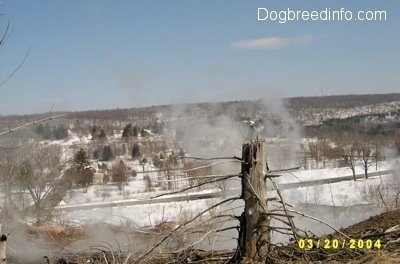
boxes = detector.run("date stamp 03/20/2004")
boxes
[297,238,382,250]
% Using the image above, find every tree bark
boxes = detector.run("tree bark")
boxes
[0,233,6,264]
[233,141,270,263]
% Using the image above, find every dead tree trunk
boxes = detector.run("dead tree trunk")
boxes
[0,233,6,263]
[233,141,270,263]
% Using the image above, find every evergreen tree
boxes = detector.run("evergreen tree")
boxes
[140,128,147,137]
[93,149,100,160]
[34,124,45,136]
[99,129,107,139]
[122,143,127,155]
[152,120,164,134]
[102,145,113,161]
[91,125,98,139]
[122,123,133,137]
[132,143,141,158]
[72,149,93,190]
[43,123,52,139]
[34,123,52,139]
[34,124,68,140]
[53,125,68,140]
[74,148,89,170]
[132,125,139,137]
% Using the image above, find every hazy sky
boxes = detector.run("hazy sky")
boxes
[0,1,399,115]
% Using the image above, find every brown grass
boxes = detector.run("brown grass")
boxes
[27,224,86,244]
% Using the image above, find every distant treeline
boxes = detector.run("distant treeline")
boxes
[34,123,68,140]
[304,112,400,138]
[1,93,400,124]
[286,93,400,110]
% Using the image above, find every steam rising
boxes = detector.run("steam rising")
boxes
[2,97,303,261]
[168,97,301,170]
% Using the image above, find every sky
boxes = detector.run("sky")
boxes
[0,0,399,115]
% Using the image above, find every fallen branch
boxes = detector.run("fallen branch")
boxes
[286,208,350,240]
[269,178,300,243]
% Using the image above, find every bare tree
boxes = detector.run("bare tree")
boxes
[396,133,400,155]
[183,160,211,190]
[16,146,63,216]
[0,153,25,219]
[375,141,380,170]
[0,8,65,261]
[112,159,127,191]
[359,137,373,179]
[341,142,358,181]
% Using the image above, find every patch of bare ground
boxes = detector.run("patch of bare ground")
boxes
[336,208,400,239]
[26,224,86,245]
[267,208,400,263]
[136,209,400,263]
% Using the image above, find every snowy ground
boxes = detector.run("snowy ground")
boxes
[278,159,398,184]
[277,159,400,207]
[58,198,219,228]
[280,175,391,207]
[15,132,400,248]
[55,157,400,230]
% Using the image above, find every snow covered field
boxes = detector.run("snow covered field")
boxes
[55,157,400,233]
[18,129,400,249]
[278,159,398,184]
[58,198,219,228]
[278,159,400,207]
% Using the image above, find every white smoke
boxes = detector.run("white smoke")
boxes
[167,97,302,170]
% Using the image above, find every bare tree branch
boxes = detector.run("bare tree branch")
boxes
[285,208,350,239]
[270,167,300,173]
[135,197,238,263]
[0,113,65,137]
[177,156,242,161]
[150,174,239,199]
[0,46,30,88]
[269,178,299,242]
[182,160,241,173]
[0,18,10,46]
